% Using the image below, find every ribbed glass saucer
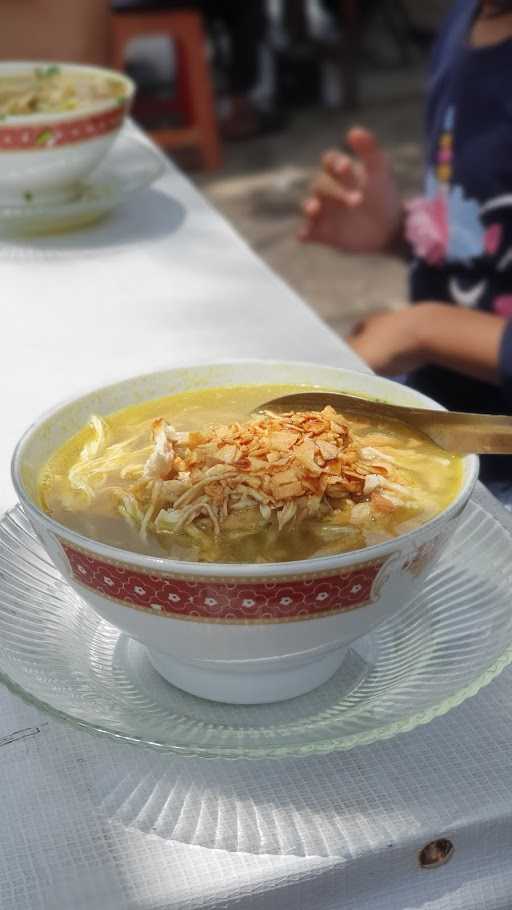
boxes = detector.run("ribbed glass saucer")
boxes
[0,131,164,235]
[1,502,511,759]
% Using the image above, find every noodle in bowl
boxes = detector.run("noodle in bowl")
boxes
[12,362,478,704]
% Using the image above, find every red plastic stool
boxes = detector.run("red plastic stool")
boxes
[110,8,222,170]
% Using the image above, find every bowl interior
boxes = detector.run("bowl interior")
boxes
[13,361,479,570]
[0,60,135,125]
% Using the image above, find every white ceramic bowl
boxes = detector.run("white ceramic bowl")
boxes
[12,362,478,704]
[0,61,135,204]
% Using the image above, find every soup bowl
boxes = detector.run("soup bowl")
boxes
[0,61,135,205]
[12,361,478,704]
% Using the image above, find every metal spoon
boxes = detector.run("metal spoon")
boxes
[254,391,512,454]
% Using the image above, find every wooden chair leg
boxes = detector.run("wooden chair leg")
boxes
[174,41,190,117]
[180,18,222,171]
[110,25,128,73]
[110,12,222,171]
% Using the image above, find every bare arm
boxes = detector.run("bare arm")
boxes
[0,0,110,66]
[347,303,507,384]
[418,303,505,385]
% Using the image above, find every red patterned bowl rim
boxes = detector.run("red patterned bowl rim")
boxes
[0,104,130,152]
[58,537,400,623]
[0,62,135,152]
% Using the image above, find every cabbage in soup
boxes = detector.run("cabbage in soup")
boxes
[38,384,463,563]
[0,66,126,117]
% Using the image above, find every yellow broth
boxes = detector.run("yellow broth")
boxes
[38,384,463,563]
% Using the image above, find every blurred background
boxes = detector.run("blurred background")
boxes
[1,0,451,336]
[114,0,451,337]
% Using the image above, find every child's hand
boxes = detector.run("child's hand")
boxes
[298,127,403,254]
[346,308,427,375]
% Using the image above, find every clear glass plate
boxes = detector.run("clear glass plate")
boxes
[1,502,511,759]
[0,131,165,235]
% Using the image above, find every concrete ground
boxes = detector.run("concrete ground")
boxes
[196,64,425,340]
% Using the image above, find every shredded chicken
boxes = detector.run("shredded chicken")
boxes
[40,398,462,563]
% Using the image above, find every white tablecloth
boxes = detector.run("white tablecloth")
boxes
[3,128,512,910]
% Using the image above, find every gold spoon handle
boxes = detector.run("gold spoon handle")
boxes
[256,392,512,454]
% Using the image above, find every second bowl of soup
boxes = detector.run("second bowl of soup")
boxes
[12,362,478,704]
[0,61,134,204]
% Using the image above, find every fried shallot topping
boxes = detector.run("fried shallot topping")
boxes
[135,407,394,537]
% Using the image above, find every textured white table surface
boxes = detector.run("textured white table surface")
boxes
[3,127,512,910]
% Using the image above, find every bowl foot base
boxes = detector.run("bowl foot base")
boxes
[146,646,348,705]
